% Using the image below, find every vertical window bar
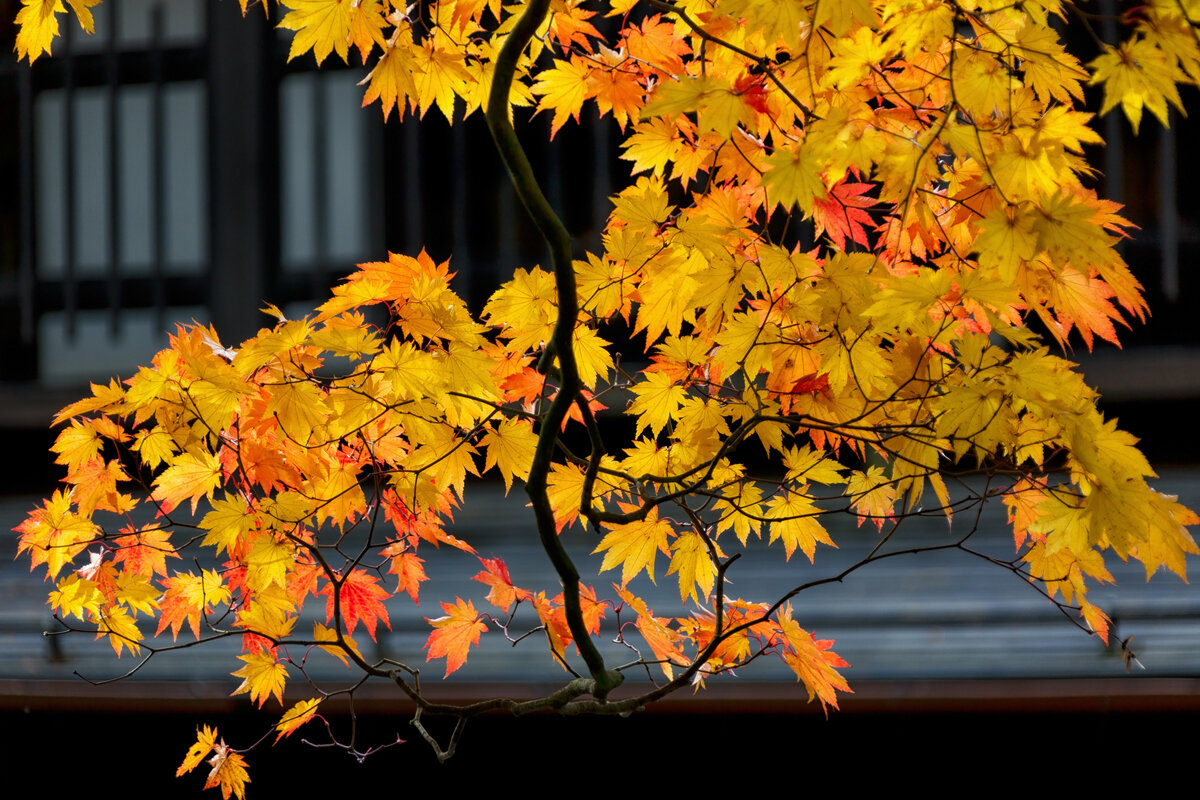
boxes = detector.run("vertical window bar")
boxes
[152,3,167,332]
[107,0,122,334]
[451,113,471,297]
[1102,118,1123,206]
[590,114,611,257]
[496,172,515,286]
[18,67,35,344]
[544,113,562,215]
[1099,2,1124,207]
[402,120,421,253]
[63,22,77,340]
[1159,113,1179,302]
[365,94,385,262]
[312,72,328,298]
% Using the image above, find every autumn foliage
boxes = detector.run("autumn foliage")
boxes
[14,0,1200,795]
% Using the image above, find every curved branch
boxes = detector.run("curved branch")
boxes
[485,0,621,698]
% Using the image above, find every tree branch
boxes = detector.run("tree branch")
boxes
[485,0,621,698]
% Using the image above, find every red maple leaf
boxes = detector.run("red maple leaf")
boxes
[812,178,876,250]
[472,556,532,613]
[321,569,391,641]
[733,72,769,114]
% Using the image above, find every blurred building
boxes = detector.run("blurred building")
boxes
[0,1,1196,442]
[0,1,618,437]
[1,1,1198,756]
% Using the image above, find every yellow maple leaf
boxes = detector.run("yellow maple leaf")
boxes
[131,427,178,470]
[846,467,897,531]
[1090,38,1186,134]
[976,204,1039,283]
[713,480,764,545]
[359,30,419,121]
[113,570,161,617]
[264,379,329,444]
[762,142,827,215]
[411,34,472,121]
[177,725,218,777]
[49,573,102,620]
[626,371,686,438]
[532,56,591,137]
[483,266,557,350]
[782,445,847,487]
[274,698,322,742]
[231,651,288,707]
[592,507,673,587]
[765,490,836,562]
[312,621,363,667]
[309,458,366,530]
[151,451,222,515]
[15,0,62,63]
[1131,491,1200,580]
[52,378,126,425]
[481,418,538,493]
[205,740,250,800]
[278,0,352,65]
[96,604,143,657]
[634,247,703,345]
[666,529,717,604]
[51,420,103,473]
[621,117,688,178]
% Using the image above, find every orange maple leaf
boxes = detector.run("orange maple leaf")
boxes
[777,604,851,714]
[385,548,427,603]
[533,591,574,663]
[111,526,179,578]
[615,585,689,679]
[624,14,690,77]
[1047,265,1127,351]
[554,583,606,638]
[548,2,601,49]
[15,489,99,579]
[424,597,487,677]
[500,365,548,406]
[64,455,130,516]
[587,46,643,129]
[156,569,230,640]
[534,583,608,660]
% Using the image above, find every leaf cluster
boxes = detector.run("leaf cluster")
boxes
[13,0,1200,787]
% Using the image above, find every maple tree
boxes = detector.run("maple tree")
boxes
[13,0,1200,794]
